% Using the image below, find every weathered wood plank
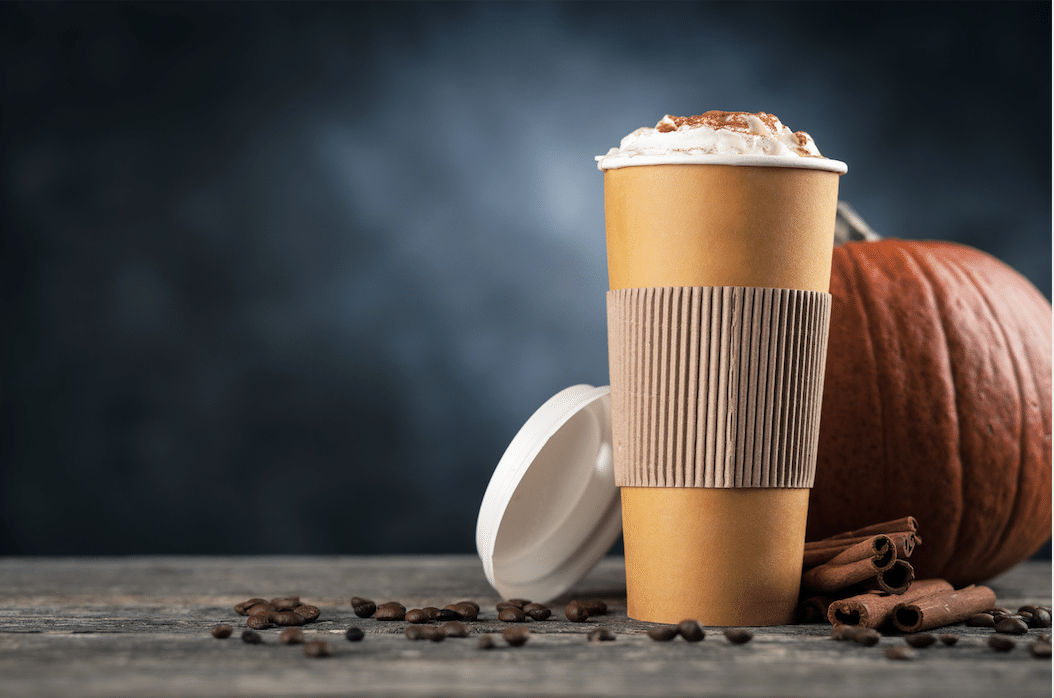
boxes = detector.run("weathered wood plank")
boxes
[0,557,1049,698]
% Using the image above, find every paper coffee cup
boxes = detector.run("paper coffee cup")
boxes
[604,162,841,625]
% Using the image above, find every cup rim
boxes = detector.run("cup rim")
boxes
[596,153,848,174]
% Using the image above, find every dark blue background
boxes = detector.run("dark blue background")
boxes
[2,2,1050,556]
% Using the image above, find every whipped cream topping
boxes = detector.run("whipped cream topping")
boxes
[597,112,846,173]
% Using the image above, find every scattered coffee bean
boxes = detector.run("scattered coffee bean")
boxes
[647,625,679,642]
[524,605,551,621]
[420,607,440,621]
[1030,608,1052,628]
[478,634,496,650]
[453,603,478,621]
[294,605,320,623]
[1029,641,1052,658]
[1039,633,1053,644]
[588,627,616,642]
[280,628,305,645]
[966,613,995,628]
[1019,604,1040,614]
[435,608,459,622]
[994,618,1029,635]
[273,611,304,627]
[1019,611,1035,624]
[351,598,377,618]
[375,603,406,621]
[246,614,271,630]
[303,639,332,657]
[405,626,425,641]
[904,632,936,648]
[885,646,915,661]
[455,600,480,612]
[345,627,365,642]
[247,603,276,620]
[420,626,446,642]
[988,634,1016,652]
[854,628,881,647]
[405,609,431,624]
[677,620,705,642]
[241,630,263,644]
[211,624,233,639]
[578,600,608,616]
[498,607,526,622]
[989,607,1013,616]
[564,602,589,622]
[507,598,531,609]
[723,628,753,645]
[830,625,862,641]
[502,627,530,646]
[271,596,300,611]
[939,633,960,646]
[495,601,520,612]
[441,621,470,638]
[235,598,267,616]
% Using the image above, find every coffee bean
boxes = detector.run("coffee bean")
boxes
[502,627,530,646]
[830,625,862,641]
[271,596,300,611]
[405,609,431,624]
[235,598,267,616]
[353,601,377,618]
[420,626,446,642]
[241,630,262,644]
[1029,641,1052,658]
[885,646,915,661]
[375,603,406,621]
[211,624,233,639]
[420,607,440,621]
[677,620,705,642]
[496,601,520,612]
[854,628,881,646]
[405,626,425,641]
[1030,608,1052,628]
[294,605,320,623]
[441,621,470,638]
[723,628,753,645]
[1039,633,1053,644]
[989,607,1013,616]
[994,618,1029,635]
[478,634,496,650]
[279,628,305,645]
[273,612,304,627]
[988,634,1016,652]
[303,639,332,657]
[525,605,551,621]
[588,628,616,642]
[1019,604,1040,614]
[435,608,458,622]
[455,600,480,612]
[904,632,936,648]
[565,602,589,622]
[345,627,365,642]
[246,614,271,630]
[453,603,478,621]
[578,600,608,616]
[507,598,531,609]
[1019,611,1035,624]
[350,596,372,608]
[939,633,960,646]
[647,625,679,642]
[498,607,526,622]
[247,603,276,619]
[966,613,995,627]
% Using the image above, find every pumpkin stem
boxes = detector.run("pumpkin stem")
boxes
[834,201,882,245]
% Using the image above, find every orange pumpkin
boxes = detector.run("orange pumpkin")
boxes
[808,239,1052,587]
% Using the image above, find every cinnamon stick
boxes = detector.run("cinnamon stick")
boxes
[826,578,953,628]
[826,516,918,540]
[801,537,902,594]
[892,585,997,633]
[803,531,918,567]
[799,595,833,624]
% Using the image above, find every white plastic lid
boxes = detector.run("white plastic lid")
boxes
[476,384,622,603]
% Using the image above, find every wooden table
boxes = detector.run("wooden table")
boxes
[1,556,1049,697]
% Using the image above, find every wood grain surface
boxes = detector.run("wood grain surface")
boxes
[0,556,1049,697]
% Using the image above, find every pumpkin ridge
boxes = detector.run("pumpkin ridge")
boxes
[945,250,1044,579]
[889,242,962,577]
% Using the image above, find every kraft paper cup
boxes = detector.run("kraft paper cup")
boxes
[603,162,841,625]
